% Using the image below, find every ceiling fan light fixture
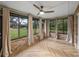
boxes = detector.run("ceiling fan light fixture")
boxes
[40,11,44,15]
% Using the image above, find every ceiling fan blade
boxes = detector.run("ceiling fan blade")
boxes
[44,11,54,13]
[33,4,40,10]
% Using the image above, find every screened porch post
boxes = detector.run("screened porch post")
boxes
[28,14,33,46]
[46,20,50,37]
[44,20,47,38]
[66,17,69,41]
[77,13,79,49]
[39,18,43,40]
[2,8,11,57]
[67,15,74,45]
[56,19,58,39]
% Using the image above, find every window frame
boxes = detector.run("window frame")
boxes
[10,13,28,40]
[33,18,39,35]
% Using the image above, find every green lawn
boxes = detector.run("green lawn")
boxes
[10,27,38,40]
[10,28,18,40]
[10,27,28,40]
[33,28,39,35]
[20,28,28,37]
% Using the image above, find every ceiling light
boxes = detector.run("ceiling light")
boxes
[40,11,44,15]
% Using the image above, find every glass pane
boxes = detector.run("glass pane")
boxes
[19,17,28,37]
[50,20,56,32]
[36,20,39,34]
[63,19,67,34]
[33,19,39,35]
[10,16,19,40]
[58,19,64,33]
[57,19,67,34]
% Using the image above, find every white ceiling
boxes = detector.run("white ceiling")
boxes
[0,1,79,18]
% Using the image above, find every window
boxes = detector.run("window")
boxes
[49,18,67,34]
[10,14,28,40]
[57,18,67,34]
[33,18,39,35]
[63,19,67,34]
[10,16,19,40]
[58,19,64,33]
[50,19,56,32]
[19,17,28,37]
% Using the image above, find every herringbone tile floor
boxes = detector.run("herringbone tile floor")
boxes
[16,38,79,57]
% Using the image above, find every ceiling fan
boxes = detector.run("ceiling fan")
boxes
[33,4,54,15]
